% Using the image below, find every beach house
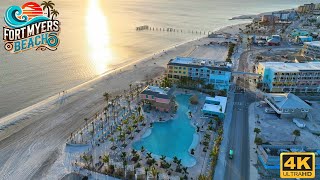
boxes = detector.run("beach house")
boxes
[202,96,227,119]
[167,57,232,90]
[140,86,175,112]
[264,93,312,119]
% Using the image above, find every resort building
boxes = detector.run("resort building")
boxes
[257,145,320,177]
[297,3,316,13]
[257,62,320,93]
[272,11,297,21]
[301,41,320,59]
[264,93,312,119]
[167,57,232,90]
[261,15,279,24]
[140,86,175,112]
[202,96,227,119]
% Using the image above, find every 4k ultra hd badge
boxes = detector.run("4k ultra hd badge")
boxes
[280,152,315,179]
[3,1,61,53]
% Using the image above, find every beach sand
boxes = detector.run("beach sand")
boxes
[0,23,247,179]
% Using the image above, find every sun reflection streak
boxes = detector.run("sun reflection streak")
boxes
[86,0,112,74]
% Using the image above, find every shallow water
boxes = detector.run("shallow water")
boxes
[133,94,197,167]
[0,0,316,118]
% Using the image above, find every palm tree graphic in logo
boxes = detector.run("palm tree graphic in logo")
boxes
[51,9,59,20]
[41,1,56,19]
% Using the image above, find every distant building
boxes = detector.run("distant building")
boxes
[202,96,227,119]
[297,3,316,13]
[261,15,279,23]
[167,57,232,90]
[257,145,320,177]
[140,86,175,112]
[301,41,320,58]
[291,29,309,37]
[257,62,320,93]
[294,36,313,44]
[264,93,312,119]
[272,11,297,21]
[267,35,280,46]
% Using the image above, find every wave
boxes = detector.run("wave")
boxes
[5,5,49,29]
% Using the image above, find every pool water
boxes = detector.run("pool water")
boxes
[133,94,197,167]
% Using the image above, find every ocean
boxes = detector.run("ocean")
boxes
[0,0,316,118]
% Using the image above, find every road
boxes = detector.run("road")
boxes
[224,89,256,180]
[224,36,256,179]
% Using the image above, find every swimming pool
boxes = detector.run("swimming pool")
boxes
[133,94,198,167]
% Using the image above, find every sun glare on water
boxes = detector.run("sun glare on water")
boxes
[86,0,112,75]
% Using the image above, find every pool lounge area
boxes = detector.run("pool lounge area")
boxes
[133,94,199,167]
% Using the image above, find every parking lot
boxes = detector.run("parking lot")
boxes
[251,101,320,148]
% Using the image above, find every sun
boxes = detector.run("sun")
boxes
[21,2,43,20]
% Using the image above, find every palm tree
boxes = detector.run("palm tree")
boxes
[79,131,83,143]
[84,118,88,127]
[81,154,92,168]
[41,1,55,18]
[103,92,110,103]
[198,174,208,180]
[138,115,145,124]
[121,152,127,161]
[146,152,152,159]
[127,99,131,112]
[137,106,142,116]
[50,9,59,20]
[110,137,115,147]
[102,154,109,166]
[254,128,261,138]
[160,155,166,161]
[293,129,300,144]
[131,149,137,156]
[204,134,210,140]
[173,156,178,164]
[151,166,158,179]
[182,167,188,174]
[141,146,145,153]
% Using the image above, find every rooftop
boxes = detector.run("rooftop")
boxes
[304,41,320,47]
[259,62,320,72]
[259,145,320,157]
[203,96,227,113]
[265,93,312,110]
[168,57,231,70]
[141,86,174,99]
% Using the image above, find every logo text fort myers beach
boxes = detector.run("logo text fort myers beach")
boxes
[3,1,60,53]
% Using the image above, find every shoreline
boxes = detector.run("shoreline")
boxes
[0,21,247,133]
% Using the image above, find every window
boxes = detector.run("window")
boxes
[179,67,182,69]
[179,71,181,73]
[152,96,154,99]
[183,67,186,70]
[146,95,148,98]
